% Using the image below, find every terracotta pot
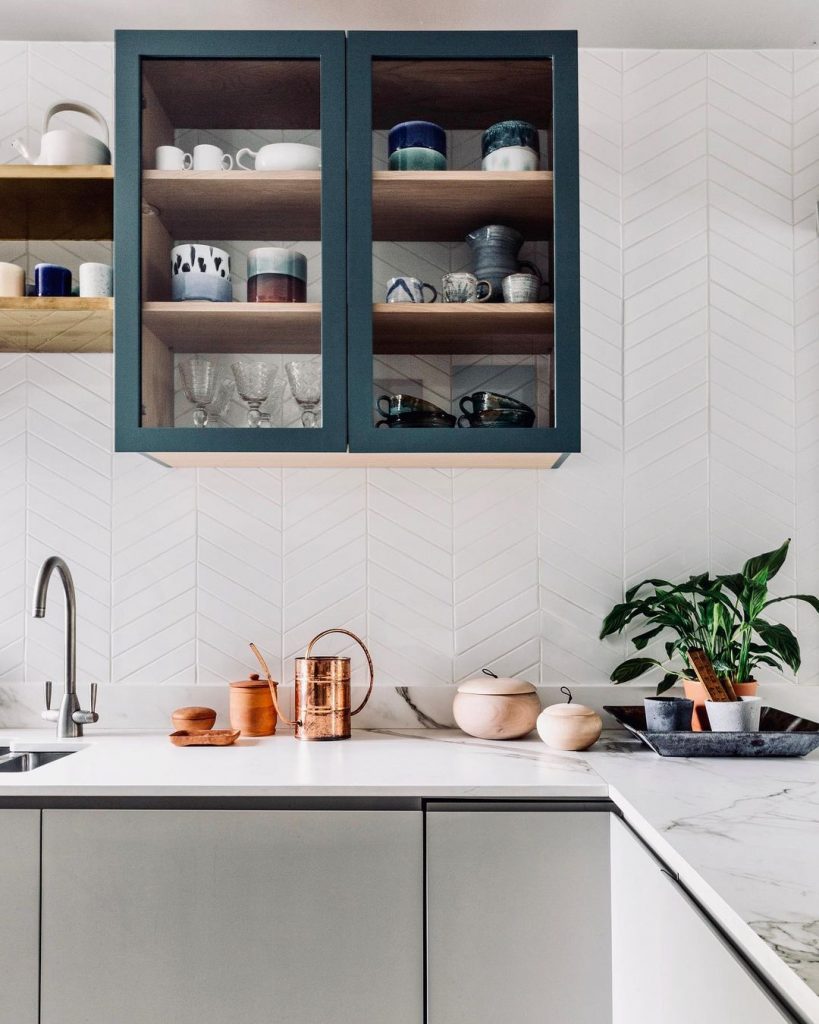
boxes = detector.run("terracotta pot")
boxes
[682,679,758,731]
[171,706,216,733]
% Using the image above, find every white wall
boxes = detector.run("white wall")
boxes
[0,43,818,727]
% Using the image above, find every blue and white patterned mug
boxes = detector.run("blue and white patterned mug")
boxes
[385,276,437,303]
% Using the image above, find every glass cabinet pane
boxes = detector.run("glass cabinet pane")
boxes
[138,57,326,434]
[370,57,554,432]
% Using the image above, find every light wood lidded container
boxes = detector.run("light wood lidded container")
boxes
[229,674,277,736]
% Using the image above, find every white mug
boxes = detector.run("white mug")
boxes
[79,262,113,298]
[192,144,233,171]
[155,145,192,170]
[0,261,25,297]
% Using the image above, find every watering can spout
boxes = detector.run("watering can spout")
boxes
[11,138,32,163]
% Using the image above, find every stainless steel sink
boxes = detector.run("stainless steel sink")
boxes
[0,750,76,772]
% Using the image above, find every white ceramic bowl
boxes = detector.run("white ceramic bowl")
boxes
[236,143,321,172]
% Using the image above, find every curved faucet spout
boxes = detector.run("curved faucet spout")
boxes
[32,556,76,695]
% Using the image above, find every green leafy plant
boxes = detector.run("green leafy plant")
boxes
[600,539,819,694]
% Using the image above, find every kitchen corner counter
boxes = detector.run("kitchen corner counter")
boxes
[3,726,819,1022]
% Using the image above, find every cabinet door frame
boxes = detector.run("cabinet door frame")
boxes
[346,30,580,457]
[114,29,348,454]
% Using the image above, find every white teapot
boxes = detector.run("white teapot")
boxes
[13,102,111,166]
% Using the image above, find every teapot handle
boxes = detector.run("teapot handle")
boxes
[306,628,375,717]
[43,102,110,148]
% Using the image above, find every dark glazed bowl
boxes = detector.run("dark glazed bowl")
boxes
[482,120,540,157]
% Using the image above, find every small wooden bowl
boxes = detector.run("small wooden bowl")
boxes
[171,706,217,733]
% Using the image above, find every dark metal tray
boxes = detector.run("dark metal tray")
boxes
[604,705,819,757]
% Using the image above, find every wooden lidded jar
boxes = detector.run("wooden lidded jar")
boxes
[229,674,277,736]
[453,674,541,740]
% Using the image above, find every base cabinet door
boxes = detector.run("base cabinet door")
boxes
[426,804,611,1024]
[611,817,794,1024]
[0,810,39,1024]
[41,809,423,1024]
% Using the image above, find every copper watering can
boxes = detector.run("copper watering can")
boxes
[250,629,374,741]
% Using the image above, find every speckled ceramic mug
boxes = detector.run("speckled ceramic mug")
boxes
[79,262,113,298]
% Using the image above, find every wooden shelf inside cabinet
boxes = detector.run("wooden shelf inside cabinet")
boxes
[0,297,113,352]
[142,171,321,239]
[372,302,554,354]
[142,302,321,353]
[371,60,552,130]
[372,171,552,241]
[0,165,113,240]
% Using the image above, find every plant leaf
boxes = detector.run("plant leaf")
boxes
[764,594,819,616]
[610,657,660,683]
[754,620,801,672]
[656,674,678,696]
[631,625,665,650]
[743,539,790,583]
[599,602,637,638]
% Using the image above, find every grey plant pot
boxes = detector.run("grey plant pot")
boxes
[705,696,762,732]
[644,696,694,733]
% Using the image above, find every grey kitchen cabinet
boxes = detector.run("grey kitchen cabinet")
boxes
[0,810,40,1024]
[611,816,796,1024]
[426,803,612,1024]
[40,809,423,1024]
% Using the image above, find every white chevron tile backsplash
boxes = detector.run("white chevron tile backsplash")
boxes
[2,43,819,706]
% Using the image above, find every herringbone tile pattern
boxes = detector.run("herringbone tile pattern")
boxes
[541,50,626,685]
[0,46,818,701]
[795,51,819,680]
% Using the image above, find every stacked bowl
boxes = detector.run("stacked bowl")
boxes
[247,247,308,302]
[171,244,232,302]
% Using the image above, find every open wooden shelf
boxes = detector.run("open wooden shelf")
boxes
[372,302,553,354]
[372,171,552,241]
[142,302,321,352]
[371,59,551,130]
[142,170,321,239]
[0,165,113,240]
[0,297,113,352]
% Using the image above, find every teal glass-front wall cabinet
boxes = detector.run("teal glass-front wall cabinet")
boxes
[114,31,579,468]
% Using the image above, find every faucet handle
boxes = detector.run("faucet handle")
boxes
[42,680,59,722]
[72,683,99,725]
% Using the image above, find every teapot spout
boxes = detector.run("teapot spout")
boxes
[11,138,32,163]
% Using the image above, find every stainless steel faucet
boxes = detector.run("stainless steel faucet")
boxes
[32,556,98,738]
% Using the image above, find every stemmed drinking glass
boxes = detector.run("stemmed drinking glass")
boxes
[178,357,216,427]
[232,361,276,427]
[285,361,321,427]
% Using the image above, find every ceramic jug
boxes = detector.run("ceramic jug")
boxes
[251,629,374,741]
[13,102,111,166]
[465,224,541,302]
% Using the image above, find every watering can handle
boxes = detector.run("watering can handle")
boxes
[305,628,375,716]
[43,102,110,147]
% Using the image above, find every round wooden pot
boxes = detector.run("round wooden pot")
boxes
[229,674,278,736]
[537,702,602,751]
[171,706,216,733]
[453,678,541,740]
[682,679,758,731]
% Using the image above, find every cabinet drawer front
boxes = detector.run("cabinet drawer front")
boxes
[611,817,798,1024]
[0,809,39,1024]
[41,809,423,1024]
[427,809,611,1024]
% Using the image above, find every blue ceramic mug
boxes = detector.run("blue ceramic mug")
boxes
[34,263,71,297]
[388,121,447,170]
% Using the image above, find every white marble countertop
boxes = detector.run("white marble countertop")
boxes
[2,726,818,1022]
